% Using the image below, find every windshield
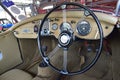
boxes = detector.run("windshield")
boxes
[86,0,117,8]
[34,0,119,16]
[86,0,117,13]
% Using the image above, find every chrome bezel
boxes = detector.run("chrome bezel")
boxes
[52,23,58,30]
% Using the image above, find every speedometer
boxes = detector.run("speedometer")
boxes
[76,20,91,36]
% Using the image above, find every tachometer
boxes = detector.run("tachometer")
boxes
[60,22,72,31]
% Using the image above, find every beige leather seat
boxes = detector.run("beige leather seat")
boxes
[64,74,97,80]
[0,69,109,80]
[0,69,33,80]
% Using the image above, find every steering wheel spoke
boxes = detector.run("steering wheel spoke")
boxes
[63,48,68,72]
[48,44,60,58]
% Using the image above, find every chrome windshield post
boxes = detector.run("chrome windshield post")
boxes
[115,0,120,16]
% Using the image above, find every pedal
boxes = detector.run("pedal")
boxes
[39,60,48,67]
[87,45,93,52]
[42,46,47,52]
[84,41,93,52]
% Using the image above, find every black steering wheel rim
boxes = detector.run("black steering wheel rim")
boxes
[38,2,103,75]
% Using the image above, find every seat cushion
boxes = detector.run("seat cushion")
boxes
[0,69,33,80]
[64,74,97,80]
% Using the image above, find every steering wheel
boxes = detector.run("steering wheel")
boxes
[38,2,103,75]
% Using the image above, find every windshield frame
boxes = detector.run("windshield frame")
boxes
[115,0,120,16]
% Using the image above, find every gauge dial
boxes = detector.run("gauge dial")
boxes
[60,22,72,31]
[76,20,91,36]
[52,23,58,30]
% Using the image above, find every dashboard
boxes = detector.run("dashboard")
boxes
[13,11,118,40]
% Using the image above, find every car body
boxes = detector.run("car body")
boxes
[0,0,120,80]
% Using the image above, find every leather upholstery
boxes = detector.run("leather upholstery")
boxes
[0,69,33,80]
[64,74,97,80]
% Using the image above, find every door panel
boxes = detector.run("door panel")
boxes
[0,33,22,74]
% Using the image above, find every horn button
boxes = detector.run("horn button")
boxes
[58,32,72,47]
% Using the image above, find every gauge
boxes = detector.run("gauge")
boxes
[52,23,58,30]
[60,22,72,31]
[76,20,91,36]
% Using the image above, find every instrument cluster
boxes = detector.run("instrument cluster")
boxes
[41,18,92,38]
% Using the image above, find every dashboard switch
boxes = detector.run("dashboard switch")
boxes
[71,20,76,24]
[34,25,38,33]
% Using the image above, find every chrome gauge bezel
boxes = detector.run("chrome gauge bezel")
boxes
[52,23,58,30]
[60,22,72,31]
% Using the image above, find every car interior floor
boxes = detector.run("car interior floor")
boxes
[0,29,119,80]
[23,35,117,80]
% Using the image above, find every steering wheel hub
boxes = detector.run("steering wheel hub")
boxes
[61,35,70,44]
[58,32,72,47]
